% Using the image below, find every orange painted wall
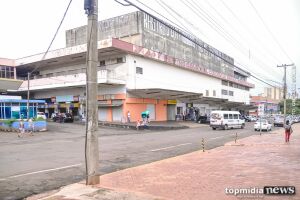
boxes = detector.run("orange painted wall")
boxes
[123,98,167,122]
[123,103,146,122]
[106,107,112,122]
[156,100,167,121]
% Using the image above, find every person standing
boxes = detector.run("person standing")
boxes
[28,118,34,136]
[18,119,25,138]
[127,111,131,123]
[284,120,293,143]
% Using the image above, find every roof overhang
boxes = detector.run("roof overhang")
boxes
[16,38,254,88]
[127,89,203,100]
[0,78,23,91]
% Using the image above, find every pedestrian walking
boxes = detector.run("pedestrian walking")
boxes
[284,120,293,143]
[28,118,34,136]
[18,119,25,138]
[127,111,131,123]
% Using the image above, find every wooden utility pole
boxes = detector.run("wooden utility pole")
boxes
[84,0,99,185]
[277,64,294,124]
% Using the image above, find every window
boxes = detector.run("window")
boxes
[229,82,233,87]
[221,89,228,95]
[222,80,228,86]
[213,90,216,97]
[228,114,233,119]
[136,67,143,74]
[206,90,209,96]
[224,114,228,119]
[46,73,54,78]
[117,57,125,63]
[233,114,238,119]
[0,65,14,79]
[99,60,105,66]
[229,91,234,96]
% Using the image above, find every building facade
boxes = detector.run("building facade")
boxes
[14,11,254,122]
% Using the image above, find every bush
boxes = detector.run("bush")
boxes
[34,117,46,121]
[0,119,17,127]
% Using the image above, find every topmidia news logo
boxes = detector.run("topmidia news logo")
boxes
[225,186,296,196]
[264,186,296,195]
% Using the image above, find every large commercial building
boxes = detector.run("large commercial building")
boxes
[15,11,254,122]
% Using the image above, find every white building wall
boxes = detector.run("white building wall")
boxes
[126,55,250,104]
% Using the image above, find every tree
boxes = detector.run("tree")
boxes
[279,99,300,115]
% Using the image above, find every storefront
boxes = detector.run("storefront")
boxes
[0,99,45,119]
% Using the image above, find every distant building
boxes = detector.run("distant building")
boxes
[250,95,281,116]
[262,87,283,101]
[13,11,254,122]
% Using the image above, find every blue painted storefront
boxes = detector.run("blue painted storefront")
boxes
[0,99,45,119]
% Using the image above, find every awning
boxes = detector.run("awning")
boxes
[0,78,23,91]
[127,88,203,100]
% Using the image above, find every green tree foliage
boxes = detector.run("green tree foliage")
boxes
[279,99,300,114]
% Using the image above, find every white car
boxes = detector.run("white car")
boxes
[36,112,47,120]
[254,119,272,131]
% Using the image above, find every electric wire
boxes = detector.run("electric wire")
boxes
[120,0,277,88]
[29,0,73,75]
[247,0,294,63]
[186,0,281,78]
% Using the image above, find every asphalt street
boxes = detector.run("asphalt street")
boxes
[0,122,282,200]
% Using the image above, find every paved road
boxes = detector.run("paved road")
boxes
[0,122,281,199]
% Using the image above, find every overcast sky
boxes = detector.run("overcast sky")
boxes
[0,0,299,95]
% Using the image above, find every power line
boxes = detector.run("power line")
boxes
[203,0,282,67]
[181,0,281,81]
[191,0,281,78]
[218,0,282,64]
[155,0,209,41]
[30,0,73,75]
[116,0,277,88]
[247,0,294,63]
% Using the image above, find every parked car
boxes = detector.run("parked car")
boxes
[254,119,272,131]
[210,111,245,130]
[242,115,251,122]
[36,112,47,120]
[249,116,257,122]
[53,113,74,123]
[196,115,210,124]
[274,116,284,127]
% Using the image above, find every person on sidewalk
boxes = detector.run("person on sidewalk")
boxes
[18,119,25,138]
[28,118,34,136]
[127,111,131,123]
[284,120,293,143]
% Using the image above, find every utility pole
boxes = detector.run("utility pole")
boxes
[277,64,294,124]
[27,72,30,120]
[84,0,99,185]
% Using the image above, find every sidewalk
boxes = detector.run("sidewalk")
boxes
[96,120,207,130]
[28,123,300,200]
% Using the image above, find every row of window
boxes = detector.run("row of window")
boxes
[221,89,234,96]
[0,65,15,79]
[99,57,126,67]
[222,80,250,91]
[206,90,216,97]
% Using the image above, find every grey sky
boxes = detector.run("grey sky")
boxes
[0,0,299,95]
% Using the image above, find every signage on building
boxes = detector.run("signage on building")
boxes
[167,100,177,105]
[258,104,265,116]
[56,95,74,103]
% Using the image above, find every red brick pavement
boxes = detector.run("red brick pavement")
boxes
[99,124,300,200]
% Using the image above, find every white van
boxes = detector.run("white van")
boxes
[210,111,245,130]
